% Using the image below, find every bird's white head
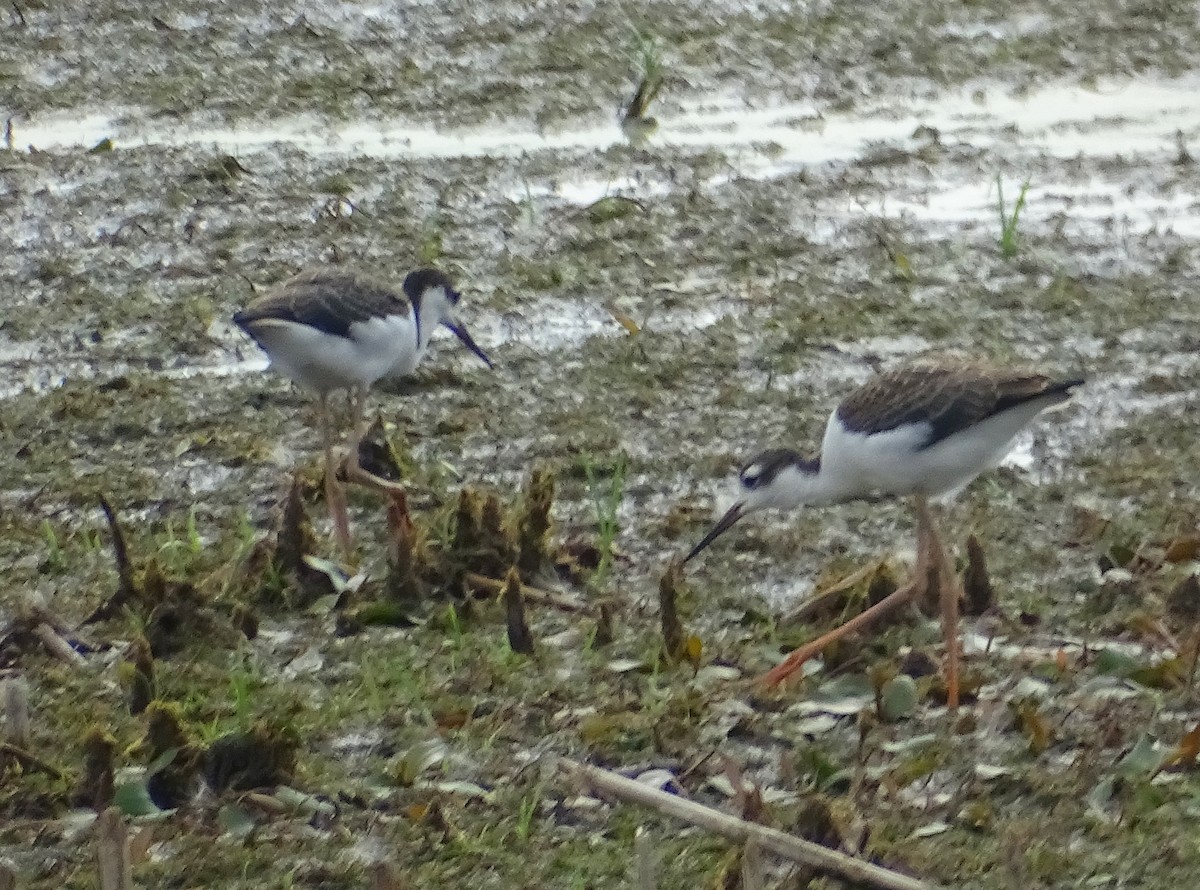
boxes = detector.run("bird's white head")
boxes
[403,268,493,368]
[684,449,825,563]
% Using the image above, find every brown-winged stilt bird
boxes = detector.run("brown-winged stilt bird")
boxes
[234,267,492,557]
[684,358,1085,709]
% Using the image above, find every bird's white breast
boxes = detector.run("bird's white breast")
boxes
[820,399,1054,498]
[249,313,417,393]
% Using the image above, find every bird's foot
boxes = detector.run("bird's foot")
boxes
[916,518,962,712]
[335,447,408,498]
[325,471,355,562]
[760,578,922,687]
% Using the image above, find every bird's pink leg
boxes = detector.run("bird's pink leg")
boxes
[761,496,937,687]
[339,387,407,496]
[917,496,961,711]
[319,393,354,560]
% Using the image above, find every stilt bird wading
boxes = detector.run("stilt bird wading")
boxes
[684,358,1084,708]
[234,267,493,557]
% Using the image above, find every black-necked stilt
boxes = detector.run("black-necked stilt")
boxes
[684,358,1085,708]
[234,267,492,556]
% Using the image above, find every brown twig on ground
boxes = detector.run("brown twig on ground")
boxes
[85,496,138,625]
[96,807,133,890]
[780,559,888,626]
[27,601,76,638]
[33,621,86,665]
[368,862,405,890]
[462,572,591,615]
[559,758,939,890]
[593,600,616,647]
[2,677,29,745]
[1184,625,1200,694]
[240,791,291,816]
[659,559,685,659]
[962,534,995,615]
[502,568,535,655]
[761,574,926,688]
[0,740,67,779]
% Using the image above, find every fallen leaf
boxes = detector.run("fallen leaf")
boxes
[889,751,939,787]
[1015,701,1050,754]
[1156,723,1200,774]
[128,825,156,864]
[113,781,160,817]
[606,657,647,674]
[1165,535,1200,563]
[392,739,448,786]
[429,780,490,799]
[958,800,992,831]
[974,764,1012,781]
[433,709,470,731]
[605,301,641,335]
[301,555,365,595]
[217,803,257,838]
[1166,574,1200,620]
[1128,656,1185,690]
[880,675,919,722]
[1116,733,1162,777]
[911,821,951,838]
[683,635,703,668]
[1055,648,1069,673]
[1094,648,1140,677]
[272,786,336,821]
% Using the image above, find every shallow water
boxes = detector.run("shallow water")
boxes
[18,74,1200,165]
[10,72,1198,360]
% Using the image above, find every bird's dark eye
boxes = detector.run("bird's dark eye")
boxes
[447,288,462,306]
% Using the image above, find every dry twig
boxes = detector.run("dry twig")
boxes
[3,676,30,745]
[33,622,86,666]
[96,807,132,890]
[85,496,138,625]
[780,559,888,627]
[463,572,590,615]
[559,758,939,890]
[0,740,66,779]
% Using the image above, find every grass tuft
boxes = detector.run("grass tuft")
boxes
[996,173,1032,259]
[583,453,628,588]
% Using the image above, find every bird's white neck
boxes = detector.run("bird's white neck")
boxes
[415,313,436,352]
[765,459,862,509]
[413,286,450,351]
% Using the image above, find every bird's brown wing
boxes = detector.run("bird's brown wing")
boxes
[836,360,1083,448]
[234,270,409,339]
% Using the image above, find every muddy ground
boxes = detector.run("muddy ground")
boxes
[3,1,1200,887]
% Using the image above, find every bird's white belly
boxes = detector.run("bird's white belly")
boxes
[824,405,1046,498]
[384,340,428,379]
[251,315,415,393]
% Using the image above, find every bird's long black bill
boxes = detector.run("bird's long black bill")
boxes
[446,321,494,368]
[684,503,745,563]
